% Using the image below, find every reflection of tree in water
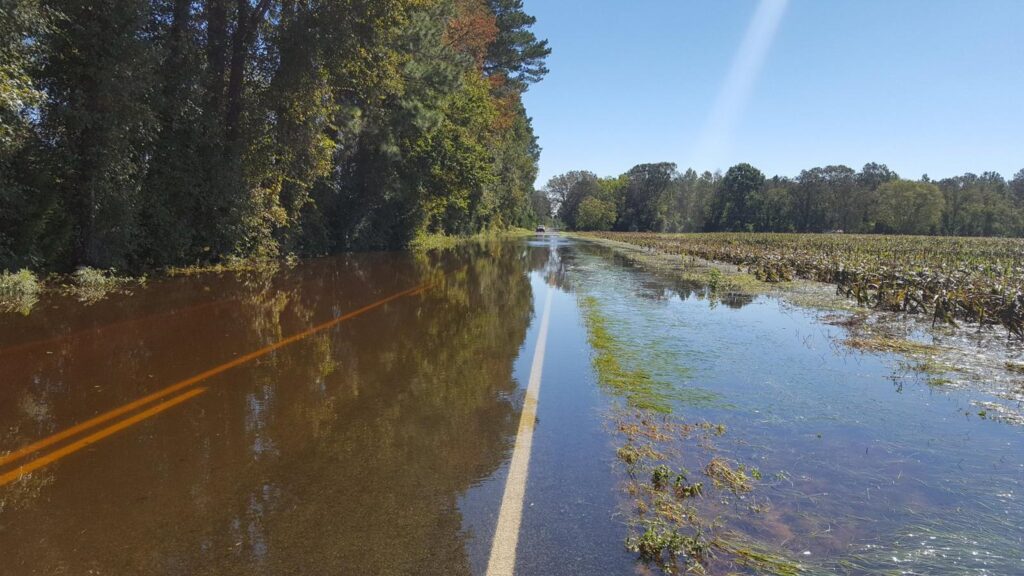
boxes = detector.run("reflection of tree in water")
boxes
[658,277,756,310]
[581,243,756,310]
[173,242,534,575]
[0,241,538,575]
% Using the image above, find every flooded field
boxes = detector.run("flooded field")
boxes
[1,235,1022,575]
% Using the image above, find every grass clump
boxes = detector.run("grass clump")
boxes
[844,335,938,356]
[615,415,798,575]
[704,457,754,494]
[716,537,804,576]
[611,413,803,575]
[0,269,42,314]
[625,519,710,573]
[410,227,535,252]
[66,267,143,303]
[165,254,292,276]
[905,358,957,375]
[1006,361,1024,374]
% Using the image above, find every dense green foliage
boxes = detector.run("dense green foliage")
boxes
[547,162,1024,238]
[0,0,549,272]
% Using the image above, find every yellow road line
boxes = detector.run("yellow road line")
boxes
[0,387,209,487]
[0,283,428,470]
[486,286,554,576]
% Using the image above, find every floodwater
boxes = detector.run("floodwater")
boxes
[0,236,1021,575]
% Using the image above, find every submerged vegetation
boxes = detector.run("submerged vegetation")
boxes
[579,295,718,412]
[409,227,535,252]
[63,267,144,304]
[575,245,1024,573]
[584,232,1024,339]
[614,411,801,575]
[0,267,144,313]
[164,256,297,277]
[580,295,677,413]
[580,293,802,574]
[0,269,41,314]
[844,335,940,356]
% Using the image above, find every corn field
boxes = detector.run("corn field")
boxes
[583,232,1024,339]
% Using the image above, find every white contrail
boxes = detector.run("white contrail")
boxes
[690,0,789,171]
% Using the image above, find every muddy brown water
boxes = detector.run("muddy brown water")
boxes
[1,236,1022,575]
[0,245,539,575]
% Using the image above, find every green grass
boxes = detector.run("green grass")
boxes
[579,295,709,412]
[716,537,805,576]
[844,335,940,356]
[165,254,295,276]
[2,266,149,313]
[410,227,536,252]
[0,269,42,314]
[65,267,144,303]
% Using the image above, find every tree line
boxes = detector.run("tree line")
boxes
[545,162,1024,237]
[0,0,549,272]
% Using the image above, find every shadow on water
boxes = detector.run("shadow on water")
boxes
[0,241,553,575]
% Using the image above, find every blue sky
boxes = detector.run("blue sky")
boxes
[521,0,1024,186]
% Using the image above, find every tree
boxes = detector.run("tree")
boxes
[545,170,597,228]
[792,166,858,232]
[1011,169,1024,207]
[488,98,541,228]
[0,0,46,151]
[937,172,1013,237]
[855,163,898,232]
[530,189,551,223]
[38,0,159,269]
[617,163,676,231]
[1010,169,1024,235]
[875,180,944,235]
[858,162,899,191]
[576,197,616,231]
[1,0,551,272]
[820,165,860,232]
[0,0,53,268]
[710,163,765,231]
[484,0,551,92]
[748,179,793,232]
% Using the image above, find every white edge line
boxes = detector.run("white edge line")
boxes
[485,286,555,576]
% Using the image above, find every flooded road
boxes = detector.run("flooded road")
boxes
[1,245,534,575]
[1,236,1022,575]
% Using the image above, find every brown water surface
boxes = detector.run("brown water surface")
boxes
[0,244,538,575]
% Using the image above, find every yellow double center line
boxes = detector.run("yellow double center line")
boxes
[0,282,429,487]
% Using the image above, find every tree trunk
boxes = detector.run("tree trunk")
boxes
[205,0,228,115]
